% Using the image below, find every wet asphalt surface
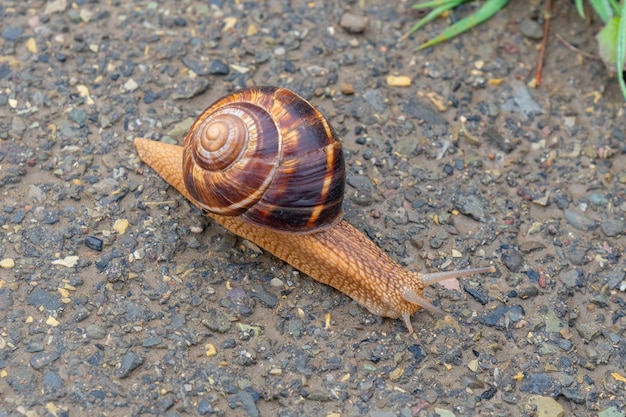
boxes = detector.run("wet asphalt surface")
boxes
[0,1,625,416]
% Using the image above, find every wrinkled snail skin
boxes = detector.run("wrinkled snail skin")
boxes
[134,87,495,333]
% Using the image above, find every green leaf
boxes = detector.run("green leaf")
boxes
[596,16,626,101]
[412,0,466,10]
[597,17,621,68]
[416,0,511,50]
[575,0,585,18]
[401,0,467,41]
[588,0,614,23]
[608,0,621,15]
[617,4,626,100]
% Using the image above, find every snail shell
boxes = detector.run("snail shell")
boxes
[182,86,345,234]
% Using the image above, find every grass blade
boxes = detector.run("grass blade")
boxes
[412,0,465,10]
[416,0,511,50]
[608,0,621,15]
[401,0,467,42]
[617,4,626,100]
[399,0,464,41]
[588,0,614,22]
[575,0,585,18]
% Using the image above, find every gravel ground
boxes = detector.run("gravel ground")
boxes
[1,1,625,416]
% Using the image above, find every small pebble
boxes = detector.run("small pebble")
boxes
[11,208,26,224]
[284,59,297,73]
[452,193,488,223]
[269,278,284,287]
[433,408,455,417]
[172,78,210,100]
[190,225,204,233]
[234,349,257,366]
[68,108,87,127]
[205,343,217,357]
[173,17,187,26]
[600,219,625,237]
[30,351,60,370]
[589,193,609,207]
[564,208,598,231]
[27,288,63,310]
[198,399,215,415]
[79,8,93,22]
[508,305,525,322]
[482,305,508,326]
[527,395,564,417]
[46,316,60,327]
[363,89,386,112]
[143,90,159,104]
[0,258,15,269]
[202,309,232,333]
[501,249,524,272]
[251,284,278,307]
[124,78,139,92]
[340,83,355,95]
[575,320,602,342]
[167,117,195,138]
[519,373,561,396]
[42,371,65,399]
[51,255,79,268]
[305,389,332,402]
[565,244,589,266]
[44,0,68,14]
[386,75,412,87]
[598,406,626,417]
[1,26,24,41]
[604,269,625,289]
[27,184,46,203]
[340,13,368,33]
[85,236,103,251]
[116,351,144,379]
[559,269,580,288]
[502,83,544,118]
[209,59,230,75]
[72,308,90,322]
[463,284,489,305]
[554,193,569,209]
[287,318,304,338]
[85,324,107,340]
[254,51,270,63]
[519,19,543,40]
[520,241,545,253]
[113,218,129,234]
[408,344,423,360]
[558,339,573,351]
[0,290,14,310]
[518,286,539,299]
[142,337,162,347]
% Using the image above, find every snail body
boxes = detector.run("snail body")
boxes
[134,87,494,333]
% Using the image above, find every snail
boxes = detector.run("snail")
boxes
[134,86,495,333]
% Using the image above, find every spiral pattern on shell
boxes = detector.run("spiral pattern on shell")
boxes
[182,86,345,234]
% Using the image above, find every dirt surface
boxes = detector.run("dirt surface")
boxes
[1,1,625,416]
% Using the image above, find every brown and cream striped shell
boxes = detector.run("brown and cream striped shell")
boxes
[182,86,345,234]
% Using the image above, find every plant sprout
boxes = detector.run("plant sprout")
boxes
[402,0,626,101]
